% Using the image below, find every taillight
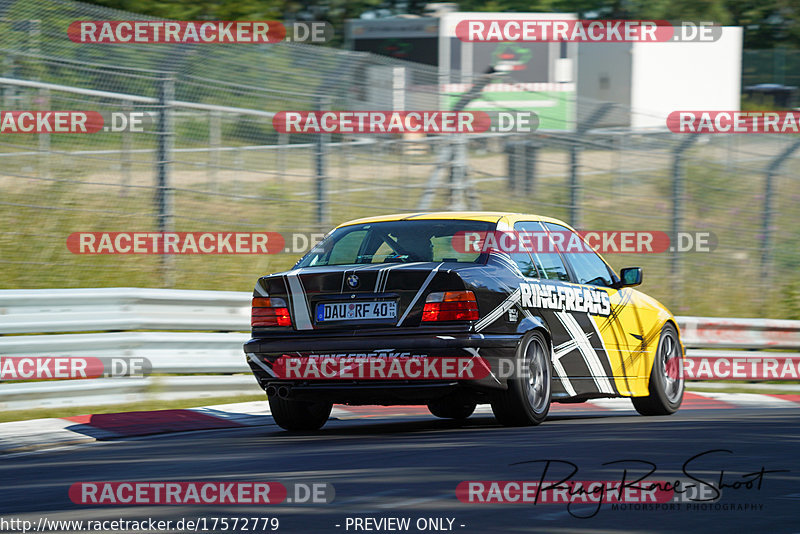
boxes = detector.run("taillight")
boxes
[421,291,479,322]
[251,297,292,327]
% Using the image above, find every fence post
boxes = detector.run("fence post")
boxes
[568,142,581,228]
[569,103,615,229]
[671,135,699,307]
[506,138,522,191]
[120,99,133,197]
[448,136,471,210]
[417,140,452,210]
[315,96,330,229]
[37,86,50,179]
[277,131,288,184]
[155,75,175,287]
[523,138,538,195]
[2,53,15,108]
[761,138,800,312]
[208,110,221,191]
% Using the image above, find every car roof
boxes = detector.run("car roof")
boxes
[335,212,576,231]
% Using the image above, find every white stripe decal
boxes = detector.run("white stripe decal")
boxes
[555,311,615,394]
[377,262,425,292]
[247,353,277,377]
[489,252,523,277]
[518,307,576,396]
[551,340,578,396]
[475,287,521,332]
[465,347,502,386]
[286,269,313,330]
[586,314,621,385]
[374,264,399,292]
[396,263,443,326]
[373,267,385,291]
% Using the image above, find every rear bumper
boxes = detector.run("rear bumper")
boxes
[244,332,521,402]
[244,332,519,353]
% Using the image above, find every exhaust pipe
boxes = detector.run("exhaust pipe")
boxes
[266,385,277,397]
[277,386,291,399]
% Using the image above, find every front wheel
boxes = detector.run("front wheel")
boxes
[491,330,552,426]
[268,395,332,431]
[632,323,684,416]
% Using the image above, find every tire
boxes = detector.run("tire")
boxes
[427,398,476,420]
[491,330,552,426]
[632,323,684,416]
[268,395,332,431]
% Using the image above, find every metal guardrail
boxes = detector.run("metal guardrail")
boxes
[0,375,263,412]
[1,288,799,411]
[0,287,250,334]
[677,316,800,349]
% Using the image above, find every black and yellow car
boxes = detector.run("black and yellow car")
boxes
[244,212,685,430]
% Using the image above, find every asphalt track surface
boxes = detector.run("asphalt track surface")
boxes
[2,405,799,533]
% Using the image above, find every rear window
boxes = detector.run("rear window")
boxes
[295,219,495,267]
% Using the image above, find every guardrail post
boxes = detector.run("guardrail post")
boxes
[155,75,175,287]
[315,96,330,229]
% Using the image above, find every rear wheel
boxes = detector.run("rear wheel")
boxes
[268,395,332,431]
[632,323,684,416]
[491,330,552,426]
[427,398,476,420]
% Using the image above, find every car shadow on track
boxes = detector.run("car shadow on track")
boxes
[263,411,641,437]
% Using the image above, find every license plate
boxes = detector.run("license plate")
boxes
[316,301,397,322]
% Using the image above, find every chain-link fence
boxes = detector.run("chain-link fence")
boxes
[0,0,799,321]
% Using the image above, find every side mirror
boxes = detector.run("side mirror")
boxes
[618,267,643,288]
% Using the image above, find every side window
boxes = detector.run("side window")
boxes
[544,222,614,287]
[516,221,570,281]
[509,222,539,277]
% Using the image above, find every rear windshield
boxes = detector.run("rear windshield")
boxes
[295,219,496,267]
